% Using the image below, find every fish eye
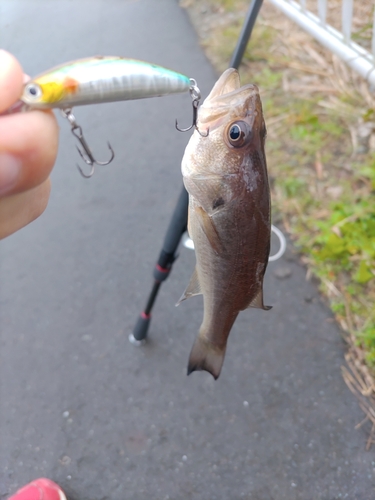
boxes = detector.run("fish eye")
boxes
[227,121,250,148]
[229,124,241,140]
[24,83,42,101]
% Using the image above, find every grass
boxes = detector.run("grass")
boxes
[182,0,375,433]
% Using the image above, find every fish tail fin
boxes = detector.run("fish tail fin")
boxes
[187,336,226,380]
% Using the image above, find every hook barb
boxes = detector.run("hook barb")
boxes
[94,141,115,166]
[196,126,209,138]
[76,161,95,179]
[175,118,193,133]
[62,108,115,178]
[175,80,209,137]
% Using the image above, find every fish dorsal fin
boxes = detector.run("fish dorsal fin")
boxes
[245,289,272,311]
[175,268,202,306]
[195,206,222,254]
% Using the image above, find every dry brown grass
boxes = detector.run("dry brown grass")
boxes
[304,0,374,48]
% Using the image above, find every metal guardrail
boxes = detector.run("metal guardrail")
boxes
[267,0,375,87]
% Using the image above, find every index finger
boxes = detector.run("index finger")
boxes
[0,50,24,113]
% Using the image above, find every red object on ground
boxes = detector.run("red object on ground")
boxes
[9,478,67,500]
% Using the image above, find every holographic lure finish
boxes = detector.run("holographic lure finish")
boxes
[20,56,191,109]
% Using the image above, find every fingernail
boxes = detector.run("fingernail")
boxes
[0,153,21,194]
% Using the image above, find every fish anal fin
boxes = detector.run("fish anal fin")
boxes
[187,336,226,380]
[176,268,201,306]
[245,289,272,311]
[195,206,222,254]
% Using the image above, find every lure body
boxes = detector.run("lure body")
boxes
[21,56,191,109]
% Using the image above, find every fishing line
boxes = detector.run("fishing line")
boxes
[268,224,287,262]
[182,225,287,262]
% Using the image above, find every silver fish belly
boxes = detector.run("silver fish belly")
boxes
[179,68,271,380]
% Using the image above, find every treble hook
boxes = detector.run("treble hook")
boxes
[175,79,209,138]
[61,108,115,178]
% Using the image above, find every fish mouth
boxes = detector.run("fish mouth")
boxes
[205,68,243,99]
[197,68,260,130]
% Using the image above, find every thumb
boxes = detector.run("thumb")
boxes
[0,50,24,112]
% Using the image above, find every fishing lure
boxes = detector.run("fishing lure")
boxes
[5,56,203,177]
[21,57,192,108]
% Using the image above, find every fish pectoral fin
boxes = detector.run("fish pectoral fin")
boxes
[195,206,222,254]
[175,268,202,306]
[184,175,233,215]
[245,289,272,311]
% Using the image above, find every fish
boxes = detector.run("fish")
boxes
[179,68,271,380]
[15,56,191,110]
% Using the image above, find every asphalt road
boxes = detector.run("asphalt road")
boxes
[1,1,374,499]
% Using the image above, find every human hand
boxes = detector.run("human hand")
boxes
[0,50,59,239]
